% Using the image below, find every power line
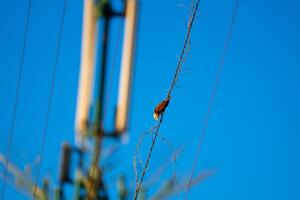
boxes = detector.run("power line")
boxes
[32,0,68,199]
[0,0,32,199]
[184,0,239,199]
[134,0,202,199]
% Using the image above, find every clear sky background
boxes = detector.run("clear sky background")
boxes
[1,0,300,199]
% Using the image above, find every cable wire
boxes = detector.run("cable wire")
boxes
[134,0,201,199]
[0,1,32,199]
[184,0,239,199]
[32,0,68,199]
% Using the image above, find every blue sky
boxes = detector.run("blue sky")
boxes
[1,0,300,199]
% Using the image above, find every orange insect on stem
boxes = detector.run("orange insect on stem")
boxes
[153,97,170,120]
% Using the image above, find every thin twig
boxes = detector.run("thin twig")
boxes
[133,0,201,199]
[134,128,179,193]
[134,116,163,200]
[167,0,200,99]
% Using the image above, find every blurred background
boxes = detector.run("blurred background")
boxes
[0,0,300,199]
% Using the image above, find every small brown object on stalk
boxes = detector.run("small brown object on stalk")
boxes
[153,97,170,120]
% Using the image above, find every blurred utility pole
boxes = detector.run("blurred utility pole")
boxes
[59,0,138,199]
[0,0,138,200]
[58,0,137,200]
